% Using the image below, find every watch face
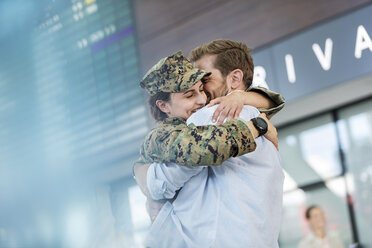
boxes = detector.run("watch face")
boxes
[253,117,268,136]
[257,117,268,129]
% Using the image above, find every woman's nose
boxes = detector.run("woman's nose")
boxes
[197,92,207,105]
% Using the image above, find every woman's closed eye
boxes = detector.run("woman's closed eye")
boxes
[185,93,194,98]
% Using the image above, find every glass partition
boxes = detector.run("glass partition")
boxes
[278,114,343,190]
[337,99,372,248]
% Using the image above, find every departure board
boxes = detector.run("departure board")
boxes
[0,0,148,179]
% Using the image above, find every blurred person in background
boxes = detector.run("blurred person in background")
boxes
[299,205,344,248]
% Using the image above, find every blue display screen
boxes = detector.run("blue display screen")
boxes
[0,0,147,175]
[0,1,149,246]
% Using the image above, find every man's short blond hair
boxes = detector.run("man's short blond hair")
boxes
[189,39,254,89]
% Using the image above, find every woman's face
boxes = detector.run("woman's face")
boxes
[164,81,207,120]
[308,207,326,231]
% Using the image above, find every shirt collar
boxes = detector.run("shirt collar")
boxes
[309,232,329,241]
[162,117,186,125]
[226,90,245,96]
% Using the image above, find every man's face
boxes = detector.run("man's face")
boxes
[195,54,228,101]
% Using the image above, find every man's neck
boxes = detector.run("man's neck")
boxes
[226,89,246,96]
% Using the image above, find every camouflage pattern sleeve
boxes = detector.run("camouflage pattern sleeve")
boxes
[137,118,256,166]
[247,86,285,119]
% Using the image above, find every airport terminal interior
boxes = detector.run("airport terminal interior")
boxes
[0,0,372,247]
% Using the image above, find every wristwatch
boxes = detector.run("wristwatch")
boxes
[251,117,268,137]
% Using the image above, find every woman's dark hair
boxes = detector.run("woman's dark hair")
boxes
[305,205,319,219]
[148,91,171,121]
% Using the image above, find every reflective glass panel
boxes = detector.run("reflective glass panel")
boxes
[337,98,372,248]
[278,114,343,190]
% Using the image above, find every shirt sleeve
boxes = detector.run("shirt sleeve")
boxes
[147,162,203,200]
[138,118,256,167]
[247,86,285,119]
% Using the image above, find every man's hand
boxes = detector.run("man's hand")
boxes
[209,92,245,125]
[259,113,278,150]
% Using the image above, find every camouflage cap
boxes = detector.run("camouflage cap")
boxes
[140,51,211,96]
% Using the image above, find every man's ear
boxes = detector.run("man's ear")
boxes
[228,69,244,90]
[156,100,170,114]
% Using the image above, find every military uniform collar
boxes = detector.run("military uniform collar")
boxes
[162,117,186,125]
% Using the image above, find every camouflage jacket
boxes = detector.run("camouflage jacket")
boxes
[138,117,256,166]
[250,86,285,119]
[136,87,285,166]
